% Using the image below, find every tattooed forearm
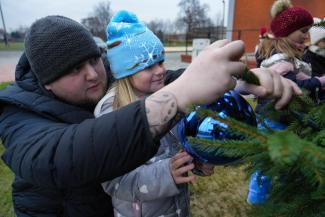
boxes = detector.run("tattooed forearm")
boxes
[145,91,184,138]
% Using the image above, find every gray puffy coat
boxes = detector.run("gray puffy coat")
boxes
[95,89,190,217]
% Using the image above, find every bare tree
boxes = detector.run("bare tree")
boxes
[177,0,211,33]
[10,25,28,41]
[82,1,112,39]
[146,19,166,42]
[176,0,212,53]
[163,19,179,34]
[147,19,179,34]
[147,19,165,34]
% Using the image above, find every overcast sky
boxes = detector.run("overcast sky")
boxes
[1,0,228,32]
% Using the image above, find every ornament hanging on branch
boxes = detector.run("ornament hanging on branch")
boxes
[178,90,257,165]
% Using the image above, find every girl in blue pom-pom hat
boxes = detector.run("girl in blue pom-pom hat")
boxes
[94,10,214,217]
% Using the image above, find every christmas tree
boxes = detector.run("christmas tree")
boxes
[186,70,325,217]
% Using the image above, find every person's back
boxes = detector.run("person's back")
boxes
[303,18,325,77]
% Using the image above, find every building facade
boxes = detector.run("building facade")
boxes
[227,0,325,53]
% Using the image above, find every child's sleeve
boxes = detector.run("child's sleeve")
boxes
[284,71,322,91]
[101,158,180,202]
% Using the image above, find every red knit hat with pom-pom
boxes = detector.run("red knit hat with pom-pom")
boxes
[270,0,313,38]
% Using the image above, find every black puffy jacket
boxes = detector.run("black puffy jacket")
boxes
[0,53,162,216]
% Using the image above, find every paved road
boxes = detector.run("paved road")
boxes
[0,51,189,82]
[0,51,22,82]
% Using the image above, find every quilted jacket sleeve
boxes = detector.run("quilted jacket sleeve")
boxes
[0,101,159,189]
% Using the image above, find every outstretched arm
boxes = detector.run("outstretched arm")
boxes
[145,40,302,138]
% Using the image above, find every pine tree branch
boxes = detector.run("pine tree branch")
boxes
[234,67,261,85]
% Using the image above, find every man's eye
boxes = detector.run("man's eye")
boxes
[90,57,100,65]
[70,64,83,75]
[73,66,81,73]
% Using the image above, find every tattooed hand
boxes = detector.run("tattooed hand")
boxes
[145,91,183,137]
[145,40,245,137]
[162,40,246,112]
[145,40,302,137]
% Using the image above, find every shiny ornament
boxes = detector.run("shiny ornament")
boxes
[178,90,257,165]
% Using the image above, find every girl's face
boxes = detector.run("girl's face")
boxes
[287,26,311,51]
[129,62,166,97]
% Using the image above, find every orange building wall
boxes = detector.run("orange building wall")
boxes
[232,0,325,53]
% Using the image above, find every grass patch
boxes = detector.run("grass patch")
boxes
[0,144,15,217]
[0,42,24,51]
[0,82,12,90]
[0,82,15,216]
[190,165,251,216]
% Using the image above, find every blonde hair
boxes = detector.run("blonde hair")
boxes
[258,37,303,60]
[112,78,138,110]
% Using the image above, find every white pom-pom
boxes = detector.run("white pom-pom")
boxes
[270,0,293,18]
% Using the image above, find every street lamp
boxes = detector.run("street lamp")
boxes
[0,0,8,46]
[220,0,226,39]
[222,0,225,27]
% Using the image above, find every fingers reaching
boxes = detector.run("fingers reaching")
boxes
[170,151,196,184]
[208,39,230,50]
[274,79,302,110]
[222,40,246,61]
[269,70,283,99]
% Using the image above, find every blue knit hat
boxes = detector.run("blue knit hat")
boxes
[106,10,165,79]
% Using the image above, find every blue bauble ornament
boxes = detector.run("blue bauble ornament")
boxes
[247,171,272,205]
[178,90,257,165]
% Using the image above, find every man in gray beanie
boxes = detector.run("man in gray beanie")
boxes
[25,15,102,85]
[0,14,301,217]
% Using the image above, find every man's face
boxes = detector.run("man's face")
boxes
[45,57,107,107]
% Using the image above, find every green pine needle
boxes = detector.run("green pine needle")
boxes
[236,67,260,85]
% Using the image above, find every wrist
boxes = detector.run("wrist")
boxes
[145,90,185,138]
[161,78,190,113]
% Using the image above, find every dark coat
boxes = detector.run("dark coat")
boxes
[0,53,161,217]
[303,49,325,77]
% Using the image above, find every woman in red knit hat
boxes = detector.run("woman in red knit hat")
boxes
[256,0,325,111]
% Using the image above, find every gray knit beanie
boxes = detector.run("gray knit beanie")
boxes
[25,15,101,85]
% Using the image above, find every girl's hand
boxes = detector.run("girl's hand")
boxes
[170,151,196,184]
[235,68,303,110]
